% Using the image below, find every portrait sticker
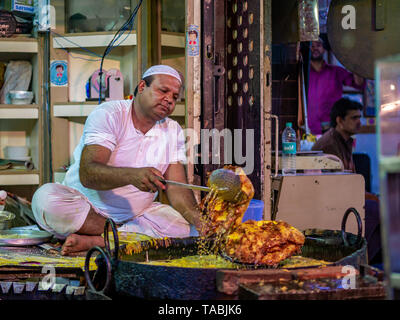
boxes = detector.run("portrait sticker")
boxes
[50,60,68,87]
[187,25,199,57]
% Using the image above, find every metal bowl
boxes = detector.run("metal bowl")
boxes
[8,91,34,105]
[0,211,16,230]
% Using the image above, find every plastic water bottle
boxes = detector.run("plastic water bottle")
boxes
[282,122,296,175]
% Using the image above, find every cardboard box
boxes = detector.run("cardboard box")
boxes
[4,0,35,15]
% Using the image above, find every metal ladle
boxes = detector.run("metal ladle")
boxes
[161,168,242,202]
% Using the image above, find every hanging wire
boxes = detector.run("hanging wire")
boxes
[98,0,144,104]
[34,1,144,181]
[35,0,144,104]
[51,30,103,58]
[35,1,143,63]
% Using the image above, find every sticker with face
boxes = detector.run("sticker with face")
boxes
[50,60,68,86]
[187,25,200,57]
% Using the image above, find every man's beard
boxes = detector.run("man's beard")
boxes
[311,54,324,61]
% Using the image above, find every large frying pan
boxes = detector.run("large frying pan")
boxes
[84,209,366,299]
[327,0,400,79]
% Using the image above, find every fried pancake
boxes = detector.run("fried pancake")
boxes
[225,220,305,266]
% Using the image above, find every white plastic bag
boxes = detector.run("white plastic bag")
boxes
[0,61,32,104]
[300,139,315,151]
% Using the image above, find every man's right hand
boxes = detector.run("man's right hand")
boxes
[80,145,167,192]
[131,167,166,192]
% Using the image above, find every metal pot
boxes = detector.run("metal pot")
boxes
[7,91,34,105]
[0,211,15,230]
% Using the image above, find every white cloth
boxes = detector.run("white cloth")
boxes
[63,99,186,224]
[117,202,198,238]
[32,183,102,239]
[142,65,182,84]
[32,183,197,239]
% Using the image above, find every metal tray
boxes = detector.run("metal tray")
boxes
[0,230,53,246]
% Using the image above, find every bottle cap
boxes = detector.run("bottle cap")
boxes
[286,122,292,128]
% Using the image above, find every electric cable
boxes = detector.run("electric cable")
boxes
[98,0,144,104]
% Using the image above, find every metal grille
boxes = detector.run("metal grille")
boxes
[201,0,263,198]
[226,0,262,198]
[201,0,227,183]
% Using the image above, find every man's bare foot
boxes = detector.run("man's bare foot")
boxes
[61,234,104,256]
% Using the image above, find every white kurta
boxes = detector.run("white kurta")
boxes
[32,99,195,239]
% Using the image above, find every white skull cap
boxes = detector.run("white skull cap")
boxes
[142,65,182,84]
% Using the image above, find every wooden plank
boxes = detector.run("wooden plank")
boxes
[239,281,386,300]
[49,35,69,104]
[30,115,41,184]
[0,173,39,185]
[0,38,38,53]
[136,0,144,83]
[53,101,185,117]
[52,33,137,48]
[50,33,70,179]
[216,269,292,296]
[161,33,185,48]
[0,108,38,119]
[138,0,151,71]
[185,0,201,201]
[150,0,162,65]
[0,169,39,175]
[262,0,272,218]
[53,0,65,34]
[292,266,359,280]
[51,117,70,174]
[53,104,98,117]
[0,105,39,108]
[35,35,44,185]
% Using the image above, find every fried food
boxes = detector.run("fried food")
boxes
[225,220,305,266]
[199,166,306,267]
[199,165,255,239]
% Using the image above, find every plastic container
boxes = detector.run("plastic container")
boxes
[282,122,296,175]
[242,199,264,222]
